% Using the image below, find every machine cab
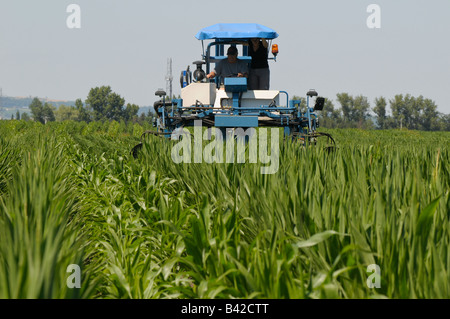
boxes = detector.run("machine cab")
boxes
[180,23,280,109]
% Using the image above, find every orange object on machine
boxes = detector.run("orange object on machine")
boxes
[271,44,279,55]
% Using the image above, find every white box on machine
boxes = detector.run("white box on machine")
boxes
[181,82,217,107]
[213,90,280,108]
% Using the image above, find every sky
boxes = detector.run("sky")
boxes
[1,0,449,114]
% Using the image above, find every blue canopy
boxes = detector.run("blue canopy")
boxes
[195,23,279,40]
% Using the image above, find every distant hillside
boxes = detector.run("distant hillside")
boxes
[0,96,76,109]
[0,96,77,120]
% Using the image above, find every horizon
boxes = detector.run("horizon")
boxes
[1,91,448,117]
[1,0,449,114]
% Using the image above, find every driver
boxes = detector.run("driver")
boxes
[206,46,248,82]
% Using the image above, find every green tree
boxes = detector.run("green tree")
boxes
[86,87,110,121]
[29,98,45,124]
[85,86,125,121]
[373,97,387,129]
[75,98,91,122]
[138,112,147,125]
[403,94,415,129]
[390,94,405,129]
[421,98,438,131]
[389,94,442,130]
[352,95,370,128]
[336,93,353,123]
[321,98,335,119]
[43,103,56,123]
[105,92,125,121]
[124,103,139,122]
[336,93,371,128]
[16,111,21,120]
[437,113,450,131]
[384,116,397,129]
[319,98,343,128]
[55,105,79,122]
[21,112,30,121]
[409,95,423,130]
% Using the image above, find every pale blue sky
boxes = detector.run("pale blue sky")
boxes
[1,0,449,113]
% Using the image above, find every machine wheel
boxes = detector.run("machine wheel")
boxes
[291,132,336,152]
[130,131,166,159]
[131,143,143,159]
[130,129,194,159]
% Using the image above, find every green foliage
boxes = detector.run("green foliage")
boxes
[21,112,31,121]
[0,121,449,299]
[335,93,371,128]
[29,97,44,124]
[391,95,440,131]
[28,98,55,124]
[0,134,93,298]
[124,103,139,122]
[25,88,143,124]
[55,105,79,122]
[373,97,387,129]
[312,93,448,131]
[43,103,56,122]
[86,86,126,122]
[75,98,92,123]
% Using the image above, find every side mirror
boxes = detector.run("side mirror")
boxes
[314,97,325,111]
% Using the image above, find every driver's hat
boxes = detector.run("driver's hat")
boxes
[227,46,238,56]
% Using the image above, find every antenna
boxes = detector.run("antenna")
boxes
[165,58,173,100]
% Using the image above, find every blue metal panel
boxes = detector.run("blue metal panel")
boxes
[215,116,258,127]
[173,98,183,107]
[210,56,252,63]
[289,99,301,108]
[215,45,220,57]
[182,71,188,88]
[224,77,247,93]
[195,23,279,40]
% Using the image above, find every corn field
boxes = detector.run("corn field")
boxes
[0,120,449,299]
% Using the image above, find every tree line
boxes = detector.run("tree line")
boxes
[21,87,450,131]
[25,86,153,125]
[314,93,449,131]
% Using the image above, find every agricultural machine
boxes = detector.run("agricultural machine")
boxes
[132,23,334,157]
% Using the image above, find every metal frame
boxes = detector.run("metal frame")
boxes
[151,28,328,145]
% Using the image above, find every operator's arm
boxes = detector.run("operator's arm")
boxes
[207,71,216,79]
[238,60,249,78]
[237,71,248,78]
[207,60,223,79]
